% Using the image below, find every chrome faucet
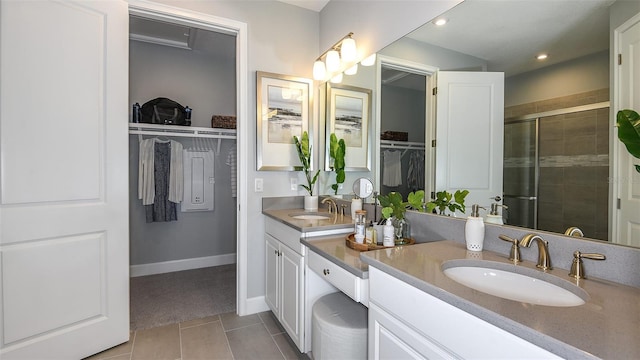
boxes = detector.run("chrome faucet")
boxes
[321,197,338,214]
[564,227,584,237]
[520,234,552,270]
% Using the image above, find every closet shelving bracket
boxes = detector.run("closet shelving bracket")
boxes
[129,123,236,154]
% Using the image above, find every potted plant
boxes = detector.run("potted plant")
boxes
[379,190,426,241]
[426,190,470,216]
[616,109,640,173]
[293,131,320,210]
[329,133,346,195]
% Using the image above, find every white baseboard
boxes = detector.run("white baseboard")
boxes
[241,295,269,315]
[130,253,236,277]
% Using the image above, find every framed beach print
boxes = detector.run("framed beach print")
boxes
[326,84,372,171]
[256,71,313,171]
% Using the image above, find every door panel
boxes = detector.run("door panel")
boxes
[0,1,129,358]
[436,71,504,211]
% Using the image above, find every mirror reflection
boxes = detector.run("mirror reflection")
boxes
[333,0,639,247]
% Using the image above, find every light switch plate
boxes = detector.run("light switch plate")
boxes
[290,178,298,191]
[255,178,263,192]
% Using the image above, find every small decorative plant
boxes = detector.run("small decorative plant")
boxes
[426,190,470,215]
[293,131,320,196]
[379,190,426,220]
[329,133,346,195]
[616,109,640,173]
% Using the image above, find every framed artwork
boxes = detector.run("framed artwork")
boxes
[326,84,372,171]
[256,71,313,171]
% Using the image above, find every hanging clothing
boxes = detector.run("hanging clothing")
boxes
[145,142,177,222]
[382,149,402,187]
[138,138,184,205]
[226,146,237,198]
[407,150,425,191]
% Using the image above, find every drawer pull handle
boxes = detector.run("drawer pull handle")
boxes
[323,269,330,275]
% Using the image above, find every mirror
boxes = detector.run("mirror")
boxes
[353,177,374,199]
[334,0,640,247]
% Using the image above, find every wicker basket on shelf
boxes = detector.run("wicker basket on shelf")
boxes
[211,115,237,129]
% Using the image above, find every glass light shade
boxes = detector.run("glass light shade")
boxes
[340,38,357,63]
[330,73,343,83]
[313,60,326,80]
[361,53,376,66]
[325,50,341,72]
[344,63,358,75]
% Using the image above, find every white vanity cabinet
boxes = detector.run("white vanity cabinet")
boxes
[265,218,306,351]
[368,267,562,359]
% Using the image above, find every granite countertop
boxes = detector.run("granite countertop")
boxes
[301,235,369,278]
[360,240,640,359]
[262,208,354,233]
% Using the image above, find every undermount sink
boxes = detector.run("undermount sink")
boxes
[289,212,331,220]
[442,260,588,307]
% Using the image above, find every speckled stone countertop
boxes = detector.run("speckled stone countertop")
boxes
[360,240,640,359]
[262,208,354,233]
[301,235,369,278]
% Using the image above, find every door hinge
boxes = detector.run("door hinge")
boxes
[618,54,622,65]
[430,191,436,199]
[431,139,437,147]
[432,87,437,95]
[617,198,621,209]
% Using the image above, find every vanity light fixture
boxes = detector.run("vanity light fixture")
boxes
[536,53,548,60]
[360,53,376,67]
[313,32,357,81]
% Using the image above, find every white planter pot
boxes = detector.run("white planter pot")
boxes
[304,195,318,211]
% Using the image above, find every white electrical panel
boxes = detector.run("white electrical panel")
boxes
[182,149,214,212]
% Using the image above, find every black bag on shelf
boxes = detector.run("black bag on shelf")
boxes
[139,97,191,126]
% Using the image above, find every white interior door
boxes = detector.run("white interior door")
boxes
[0,1,130,358]
[615,14,640,246]
[435,71,504,213]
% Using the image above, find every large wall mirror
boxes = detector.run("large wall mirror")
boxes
[329,0,640,248]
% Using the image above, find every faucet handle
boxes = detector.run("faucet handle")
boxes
[340,204,347,218]
[569,251,606,279]
[498,234,521,263]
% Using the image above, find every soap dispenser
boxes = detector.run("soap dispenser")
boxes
[465,204,486,251]
[486,203,508,225]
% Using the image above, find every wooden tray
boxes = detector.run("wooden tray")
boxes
[345,233,415,252]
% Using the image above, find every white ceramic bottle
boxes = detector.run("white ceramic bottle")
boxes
[383,219,395,247]
[465,204,486,251]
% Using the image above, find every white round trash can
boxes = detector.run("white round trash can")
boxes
[312,292,368,360]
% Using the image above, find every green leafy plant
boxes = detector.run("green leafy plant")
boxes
[329,133,346,195]
[426,190,470,215]
[616,109,640,173]
[293,131,320,196]
[379,190,426,220]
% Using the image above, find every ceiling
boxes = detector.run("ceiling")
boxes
[278,0,330,12]
[406,0,615,77]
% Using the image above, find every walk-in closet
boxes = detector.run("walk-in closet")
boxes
[127,15,238,330]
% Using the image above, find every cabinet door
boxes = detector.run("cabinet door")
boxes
[280,244,304,350]
[265,235,280,315]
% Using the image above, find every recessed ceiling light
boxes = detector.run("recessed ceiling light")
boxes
[536,54,548,60]
[433,18,448,26]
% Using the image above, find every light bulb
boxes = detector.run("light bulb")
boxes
[326,50,341,72]
[313,60,326,80]
[361,53,376,66]
[345,63,358,75]
[341,37,357,63]
[330,73,343,83]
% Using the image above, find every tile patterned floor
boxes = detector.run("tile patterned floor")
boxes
[87,311,308,360]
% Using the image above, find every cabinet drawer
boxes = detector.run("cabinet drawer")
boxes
[308,250,368,305]
[265,218,304,255]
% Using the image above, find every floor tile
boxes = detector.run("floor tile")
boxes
[273,333,307,360]
[258,311,285,335]
[84,332,134,359]
[131,323,180,360]
[220,311,261,331]
[181,321,233,360]
[180,315,221,329]
[226,323,284,359]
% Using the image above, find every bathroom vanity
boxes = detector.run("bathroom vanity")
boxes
[263,199,640,359]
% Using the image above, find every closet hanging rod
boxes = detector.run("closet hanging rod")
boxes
[380,140,425,150]
[129,123,237,140]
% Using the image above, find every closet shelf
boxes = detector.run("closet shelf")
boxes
[129,123,237,140]
[380,140,425,150]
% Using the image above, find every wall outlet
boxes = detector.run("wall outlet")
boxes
[290,178,298,191]
[255,178,263,192]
